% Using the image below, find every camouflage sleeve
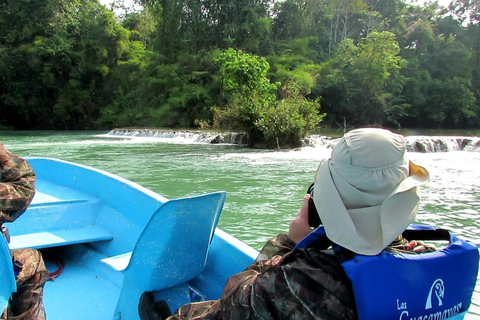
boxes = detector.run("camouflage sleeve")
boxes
[168,246,356,320]
[214,247,356,320]
[0,151,36,224]
[166,236,292,320]
[255,233,296,261]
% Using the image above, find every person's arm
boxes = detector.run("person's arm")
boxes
[154,196,329,320]
[289,194,314,243]
[254,194,313,261]
[0,142,36,224]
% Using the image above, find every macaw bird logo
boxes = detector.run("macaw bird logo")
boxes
[425,279,445,310]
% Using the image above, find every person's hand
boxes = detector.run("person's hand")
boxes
[0,141,15,169]
[289,194,314,243]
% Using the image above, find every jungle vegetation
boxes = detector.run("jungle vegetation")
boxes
[0,0,478,147]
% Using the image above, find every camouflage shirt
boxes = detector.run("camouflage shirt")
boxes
[166,231,436,320]
[168,234,358,320]
[0,151,36,224]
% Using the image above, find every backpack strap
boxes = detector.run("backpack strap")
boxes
[293,226,332,251]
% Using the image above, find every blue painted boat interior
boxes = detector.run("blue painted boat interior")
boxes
[3,157,258,320]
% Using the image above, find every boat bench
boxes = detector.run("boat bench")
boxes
[8,225,113,250]
[7,192,113,250]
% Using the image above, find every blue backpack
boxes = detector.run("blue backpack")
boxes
[295,225,479,320]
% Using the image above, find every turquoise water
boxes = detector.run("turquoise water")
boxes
[2,130,480,317]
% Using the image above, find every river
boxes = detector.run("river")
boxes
[1,129,480,318]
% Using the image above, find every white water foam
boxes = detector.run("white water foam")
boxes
[100,129,480,153]
[103,128,248,145]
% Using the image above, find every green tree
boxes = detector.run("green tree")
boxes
[211,0,272,53]
[1,0,479,133]
[449,0,480,115]
[0,0,61,128]
[272,0,305,40]
[215,48,322,147]
[0,0,131,129]
[425,78,477,127]
[271,0,332,60]
[258,81,324,148]
[318,31,405,127]
[53,2,127,129]
[398,8,478,128]
[214,48,278,140]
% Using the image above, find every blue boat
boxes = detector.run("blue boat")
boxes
[0,157,475,320]
[2,157,257,320]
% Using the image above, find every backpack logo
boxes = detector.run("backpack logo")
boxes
[425,279,444,310]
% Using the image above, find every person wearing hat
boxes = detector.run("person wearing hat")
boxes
[290,127,432,255]
[139,127,434,320]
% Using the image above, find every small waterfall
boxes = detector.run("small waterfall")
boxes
[405,136,480,152]
[303,135,480,152]
[107,128,480,152]
[301,136,339,149]
[107,128,248,145]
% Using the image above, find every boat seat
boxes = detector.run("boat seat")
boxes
[103,191,227,320]
[0,237,16,311]
[8,226,113,250]
[7,192,113,250]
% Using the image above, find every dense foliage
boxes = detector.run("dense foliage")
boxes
[0,0,479,146]
[214,48,323,147]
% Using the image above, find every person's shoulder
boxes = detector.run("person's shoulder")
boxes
[255,247,357,319]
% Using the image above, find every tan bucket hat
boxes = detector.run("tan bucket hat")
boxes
[313,128,429,255]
